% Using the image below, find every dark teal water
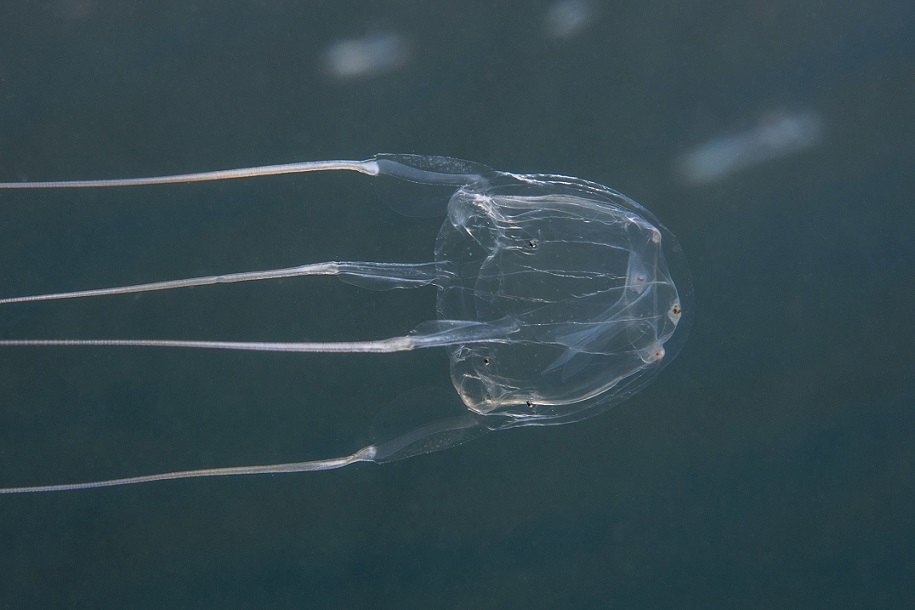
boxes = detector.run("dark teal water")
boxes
[1,1,913,607]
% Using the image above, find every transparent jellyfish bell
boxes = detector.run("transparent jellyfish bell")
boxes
[419,160,692,428]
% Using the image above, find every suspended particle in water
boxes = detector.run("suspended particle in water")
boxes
[544,0,595,40]
[675,109,823,186]
[322,31,412,81]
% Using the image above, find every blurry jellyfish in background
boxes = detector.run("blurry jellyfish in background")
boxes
[675,109,823,186]
[544,0,595,40]
[321,31,412,80]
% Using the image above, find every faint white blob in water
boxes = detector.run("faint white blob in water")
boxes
[322,31,411,80]
[54,0,98,20]
[544,0,595,40]
[676,109,823,185]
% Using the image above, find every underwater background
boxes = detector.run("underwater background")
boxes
[0,1,913,607]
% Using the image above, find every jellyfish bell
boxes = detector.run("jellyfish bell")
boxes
[434,169,691,426]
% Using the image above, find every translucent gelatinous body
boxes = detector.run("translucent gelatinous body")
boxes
[435,173,687,425]
[0,154,692,492]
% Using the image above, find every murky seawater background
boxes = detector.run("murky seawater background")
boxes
[1,2,913,607]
